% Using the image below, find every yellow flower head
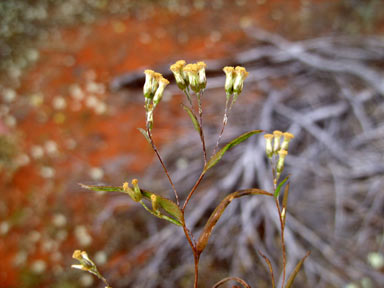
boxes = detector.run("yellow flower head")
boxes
[233,66,249,94]
[170,60,187,90]
[223,66,235,94]
[273,130,283,137]
[283,132,294,140]
[72,250,82,260]
[273,130,283,153]
[264,133,274,158]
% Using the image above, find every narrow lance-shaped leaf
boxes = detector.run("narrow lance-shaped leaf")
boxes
[196,188,273,254]
[80,184,123,193]
[137,128,151,144]
[285,251,311,288]
[204,130,263,173]
[182,104,201,134]
[282,181,290,226]
[274,175,289,198]
[258,250,275,288]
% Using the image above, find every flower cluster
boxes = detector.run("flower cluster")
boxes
[71,250,111,288]
[223,66,249,100]
[143,70,169,130]
[264,131,294,181]
[170,60,207,94]
[123,179,142,202]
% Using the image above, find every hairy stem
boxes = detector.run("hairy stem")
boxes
[147,128,180,206]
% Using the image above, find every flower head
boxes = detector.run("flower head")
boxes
[184,64,200,92]
[196,61,207,90]
[273,130,283,153]
[153,77,170,106]
[143,70,156,99]
[170,60,187,90]
[223,66,235,94]
[264,134,274,158]
[233,66,249,94]
[281,132,294,151]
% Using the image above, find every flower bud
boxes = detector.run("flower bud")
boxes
[277,150,288,173]
[273,130,283,153]
[264,134,274,158]
[233,66,249,94]
[184,64,200,92]
[151,194,160,215]
[170,60,187,90]
[223,66,235,94]
[197,61,207,90]
[72,250,94,270]
[143,70,156,98]
[123,181,139,202]
[124,179,142,202]
[153,77,169,106]
[152,72,162,94]
[281,132,294,151]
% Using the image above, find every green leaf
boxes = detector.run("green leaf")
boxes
[137,128,151,144]
[141,190,184,226]
[204,130,263,173]
[182,104,201,134]
[282,181,290,226]
[156,195,184,224]
[80,184,184,226]
[196,188,273,254]
[79,184,123,192]
[139,200,182,226]
[285,251,311,288]
[274,176,289,198]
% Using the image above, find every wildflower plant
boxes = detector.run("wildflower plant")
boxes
[74,60,310,287]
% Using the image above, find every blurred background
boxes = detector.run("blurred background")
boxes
[1,0,384,287]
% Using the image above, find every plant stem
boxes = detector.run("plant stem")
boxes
[182,172,205,211]
[184,87,193,107]
[212,276,251,288]
[182,222,199,288]
[213,96,230,155]
[196,91,207,165]
[274,197,286,288]
[193,253,200,288]
[147,128,180,206]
